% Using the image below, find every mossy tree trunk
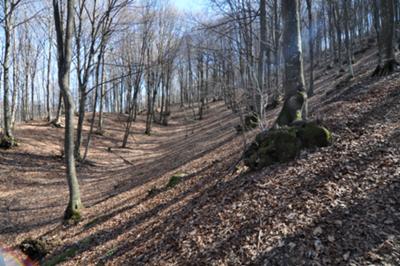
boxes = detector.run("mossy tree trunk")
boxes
[53,0,83,222]
[275,0,307,127]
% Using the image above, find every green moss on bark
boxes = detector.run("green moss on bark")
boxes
[276,91,307,127]
[64,205,82,224]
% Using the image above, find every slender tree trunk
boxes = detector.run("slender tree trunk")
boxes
[373,0,383,66]
[97,54,106,132]
[11,32,18,129]
[1,0,15,147]
[257,0,267,116]
[53,0,82,221]
[46,33,53,122]
[306,0,315,96]
[343,0,354,77]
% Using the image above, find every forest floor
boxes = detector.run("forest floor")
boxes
[1,43,400,265]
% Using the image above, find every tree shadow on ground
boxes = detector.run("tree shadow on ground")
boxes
[43,152,236,264]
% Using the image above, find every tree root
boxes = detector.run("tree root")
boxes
[372,59,399,77]
[0,135,17,149]
[64,204,82,225]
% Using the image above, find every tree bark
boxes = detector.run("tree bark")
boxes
[343,0,354,77]
[1,0,16,147]
[53,0,82,221]
[275,0,307,127]
[306,0,315,96]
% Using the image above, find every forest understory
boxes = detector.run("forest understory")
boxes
[0,41,399,265]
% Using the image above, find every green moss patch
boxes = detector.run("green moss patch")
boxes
[167,173,186,188]
[298,122,332,148]
[244,121,332,170]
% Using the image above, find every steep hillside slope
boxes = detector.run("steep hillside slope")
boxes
[1,44,399,265]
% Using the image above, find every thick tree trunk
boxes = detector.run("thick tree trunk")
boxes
[373,0,397,76]
[256,0,267,117]
[275,0,307,127]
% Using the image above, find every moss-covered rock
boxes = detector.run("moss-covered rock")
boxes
[244,121,332,170]
[297,122,332,148]
[19,238,50,261]
[244,128,302,170]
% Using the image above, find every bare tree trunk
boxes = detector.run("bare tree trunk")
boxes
[46,31,53,122]
[257,0,267,116]
[275,0,307,127]
[97,54,106,133]
[373,0,383,66]
[11,31,18,129]
[343,0,354,77]
[30,48,40,120]
[1,0,16,147]
[381,0,397,71]
[83,57,101,161]
[53,0,82,221]
[306,0,315,96]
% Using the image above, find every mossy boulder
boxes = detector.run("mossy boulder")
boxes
[244,128,302,170]
[297,122,332,148]
[19,238,50,261]
[244,121,332,170]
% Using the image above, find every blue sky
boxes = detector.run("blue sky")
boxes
[173,0,205,11]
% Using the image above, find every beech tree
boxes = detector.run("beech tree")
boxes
[373,0,397,76]
[275,0,307,127]
[0,0,21,148]
[53,0,82,221]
